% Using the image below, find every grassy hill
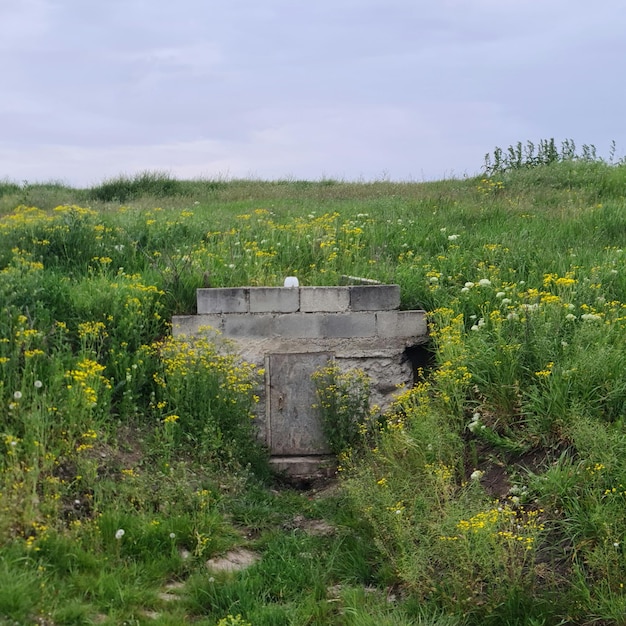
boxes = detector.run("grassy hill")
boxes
[2,155,626,624]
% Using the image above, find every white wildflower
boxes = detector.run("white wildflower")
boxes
[468,416,481,433]
[581,313,601,321]
[478,278,492,287]
[13,391,22,400]
[115,529,125,540]
[470,470,483,481]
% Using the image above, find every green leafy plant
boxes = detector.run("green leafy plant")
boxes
[88,170,186,202]
[312,364,373,455]
[151,330,268,473]
[483,138,603,175]
[217,615,253,626]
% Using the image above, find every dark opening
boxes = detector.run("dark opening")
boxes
[404,343,434,384]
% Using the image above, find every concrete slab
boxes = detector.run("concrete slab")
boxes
[300,287,350,312]
[376,310,428,339]
[274,313,324,338]
[197,288,249,313]
[172,315,224,336]
[269,455,337,479]
[249,287,300,313]
[349,285,400,311]
[223,314,274,337]
[321,312,377,337]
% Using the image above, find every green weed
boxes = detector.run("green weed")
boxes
[312,364,374,456]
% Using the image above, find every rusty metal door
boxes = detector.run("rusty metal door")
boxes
[266,352,332,456]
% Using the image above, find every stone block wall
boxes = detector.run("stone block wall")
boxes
[172,284,428,461]
[196,285,401,315]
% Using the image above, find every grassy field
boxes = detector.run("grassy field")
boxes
[2,153,626,625]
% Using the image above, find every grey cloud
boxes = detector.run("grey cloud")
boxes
[1,0,626,184]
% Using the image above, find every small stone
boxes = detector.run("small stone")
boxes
[157,592,179,603]
[206,548,259,573]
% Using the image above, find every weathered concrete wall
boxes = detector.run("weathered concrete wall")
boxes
[172,284,428,462]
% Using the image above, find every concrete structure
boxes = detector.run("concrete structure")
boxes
[172,284,428,478]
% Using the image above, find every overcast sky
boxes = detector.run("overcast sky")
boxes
[2,0,625,186]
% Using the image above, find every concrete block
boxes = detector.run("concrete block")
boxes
[223,314,274,337]
[321,313,376,337]
[274,313,323,338]
[249,287,300,313]
[197,288,249,313]
[350,285,400,311]
[171,315,194,337]
[300,287,350,312]
[268,456,337,479]
[172,315,224,336]
[376,311,428,339]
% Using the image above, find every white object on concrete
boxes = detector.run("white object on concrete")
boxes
[284,276,299,287]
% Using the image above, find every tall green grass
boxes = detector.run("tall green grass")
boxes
[2,158,626,622]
